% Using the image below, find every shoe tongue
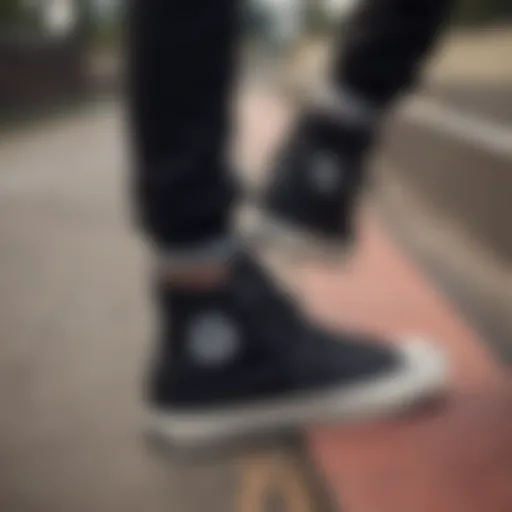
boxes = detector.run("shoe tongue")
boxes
[231,253,305,348]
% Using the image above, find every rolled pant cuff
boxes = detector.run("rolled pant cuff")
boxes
[155,234,239,271]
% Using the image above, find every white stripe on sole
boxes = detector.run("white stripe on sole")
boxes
[148,337,448,448]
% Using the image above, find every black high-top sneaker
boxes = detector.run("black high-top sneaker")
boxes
[250,103,375,259]
[147,252,447,448]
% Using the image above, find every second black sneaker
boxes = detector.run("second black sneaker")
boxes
[249,107,374,259]
[147,252,448,448]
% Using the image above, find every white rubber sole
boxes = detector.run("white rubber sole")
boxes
[148,337,449,448]
[238,205,355,262]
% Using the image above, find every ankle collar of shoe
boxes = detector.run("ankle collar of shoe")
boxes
[154,235,240,275]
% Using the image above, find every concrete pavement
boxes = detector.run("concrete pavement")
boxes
[0,104,242,512]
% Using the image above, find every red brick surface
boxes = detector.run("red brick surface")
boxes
[304,212,512,512]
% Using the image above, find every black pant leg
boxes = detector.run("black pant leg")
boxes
[333,0,454,107]
[127,0,239,251]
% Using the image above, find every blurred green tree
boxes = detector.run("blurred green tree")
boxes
[305,0,331,36]
[455,0,512,25]
[0,0,24,24]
